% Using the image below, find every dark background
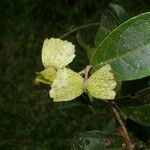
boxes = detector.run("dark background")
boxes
[0,0,150,149]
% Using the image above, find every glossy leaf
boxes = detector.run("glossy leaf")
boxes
[91,12,150,81]
[70,130,124,150]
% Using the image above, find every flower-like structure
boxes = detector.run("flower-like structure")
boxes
[42,38,75,69]
[50,65,117,102]
[35,38,76,84]
[35,38,117,101]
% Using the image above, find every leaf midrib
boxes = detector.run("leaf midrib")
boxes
[93,42,150,69]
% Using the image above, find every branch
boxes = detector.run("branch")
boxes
[59,22,100,39]
[109,102,134,150]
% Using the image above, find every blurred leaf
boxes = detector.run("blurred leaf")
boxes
[91,12,150,81]
[94,3,128,48]
[120,77,150,96]
[70,130,124,150]
[94,12,119,48]
[94,26,110,48]
[116,87,150,108]
[122,104,150,127]
[86,48,97,62]
[102,118,118,133]
[135,86,150,97]
[109,3,128,23]
[76,32,96,61]
[35,67,56,85]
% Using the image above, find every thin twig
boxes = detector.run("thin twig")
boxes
[78,65,92,76]
[79,65,92,91]
[84,65,92,79]
[59,22,100,39]
[78,69,85,75]
[110,102,134,150]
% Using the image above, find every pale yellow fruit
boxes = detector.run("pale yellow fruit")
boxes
[35,67,56,85]
[42,38,75,69]
[50,68,84,102]
[50,64,117,102]
[86,64,117,99]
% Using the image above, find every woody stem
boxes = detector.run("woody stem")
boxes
[110,102,133,150]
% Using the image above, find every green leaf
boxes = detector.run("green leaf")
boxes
[109,3,128,23]
[122,104,150,127]
[120,77,150,96]
[76,32,96,61]
[94,12,119,48]
[91,12,150,81]
[94,27,110,48]
[70,130,124,150]
[35,67,56,85]
[94,3,128,48]
[102,118,118,133]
